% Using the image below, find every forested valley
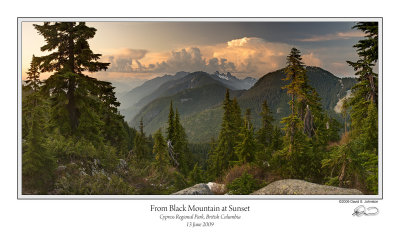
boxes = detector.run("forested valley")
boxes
[22,22,378,195]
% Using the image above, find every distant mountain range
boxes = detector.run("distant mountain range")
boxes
[119,71,257,122]
[118,67,356,143]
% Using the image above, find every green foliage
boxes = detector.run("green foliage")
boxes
[227,172,263,195]
[322,136,378,194]
[22,95,56,194]
[133,119,152,164]
[257,101,274,147]
[167,101,175,141]
[22,22,137,195]
[172,171,188,191]
[347,22,378,130]
[131,67,354,143]
[188,163,205,185]
[275,48,333,182]
[235,109,257,164]
[360,151,378,194]
[323,21,380,194]
[54,163,136,195]
[153,128,169,172]
[208,90,242,178]
[173,109,192,174]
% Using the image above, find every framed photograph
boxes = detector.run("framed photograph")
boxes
[18,18,382,201]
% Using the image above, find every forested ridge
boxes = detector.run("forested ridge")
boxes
[22,22,379,195]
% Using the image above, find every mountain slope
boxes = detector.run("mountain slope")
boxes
[129,81,244,135]
[119,71,189,109]
[237,66,357,127]
[127,66,356,143]
[120,71,257,121]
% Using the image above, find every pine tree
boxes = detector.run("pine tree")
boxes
[173,109,191,174]
[257,101,274,148]
[166,101,175,141]
[133,118,151,163]
[188,163,204,185]
[281,48,308,154]
[33,22,116,138]
[25,55,41,92]
[235,109,257,164]
[231,97,243,142]
[22,57,56,193]
[23,101,56,194]
[347,22,378,136]
[270,126,283,151]
[278,48,324,180]
[153,128,169,172]
[347,22,378,107]
[209,89,241,178]
[324,22,379,193]
[23,55,43,139]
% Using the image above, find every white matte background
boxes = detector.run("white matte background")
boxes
[1,1,398,233]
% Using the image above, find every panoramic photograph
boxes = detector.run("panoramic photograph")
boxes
[20,20,379,196]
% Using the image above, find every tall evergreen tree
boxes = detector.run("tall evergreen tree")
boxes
[347,22,378,136]
[22,57,56,194]
[23,55,43,139]
[281,48,308,154]
[231,97,243,141]
[207,90,246,178]
[235,109,257,164]
[25,55,41,92]
[257,100,274,147]
[278,48,327,180]
[33,22,119,139]
[173,109,191,174]
[324,22,379,193]
[153,128,169,172]
[133,118,151,163]
[208,89,241,178]
[166,101,175,141]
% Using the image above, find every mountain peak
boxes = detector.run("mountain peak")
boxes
[213,71,235,81]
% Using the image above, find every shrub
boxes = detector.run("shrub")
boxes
[223,164,264,185]
[227,172,264,195]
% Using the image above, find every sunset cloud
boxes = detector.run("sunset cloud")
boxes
[103,37,293,79]
[101,37,353,80]
[106,48,148,72]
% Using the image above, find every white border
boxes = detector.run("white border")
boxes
[17,17,383,200]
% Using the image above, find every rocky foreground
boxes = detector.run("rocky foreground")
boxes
[251,179,363,195]
[172,179,363,195]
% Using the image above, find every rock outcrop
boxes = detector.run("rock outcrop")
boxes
[251,179,363,195]
[172,183,214,195]
[207,182,227,195]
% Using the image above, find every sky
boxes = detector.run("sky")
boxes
[21,21,366,81]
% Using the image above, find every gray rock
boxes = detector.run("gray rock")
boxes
[251,179,363,195]
[207,182,227,195]
[173,183,214,195]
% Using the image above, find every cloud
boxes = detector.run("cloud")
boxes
[302,52,322,67]
[297,30,365,42]
[101,37,349,80]
[130,47,236,75]
[132,37,292,78]
[102,38,294,78]
[106,48,148,72]
[208,37,291,76]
